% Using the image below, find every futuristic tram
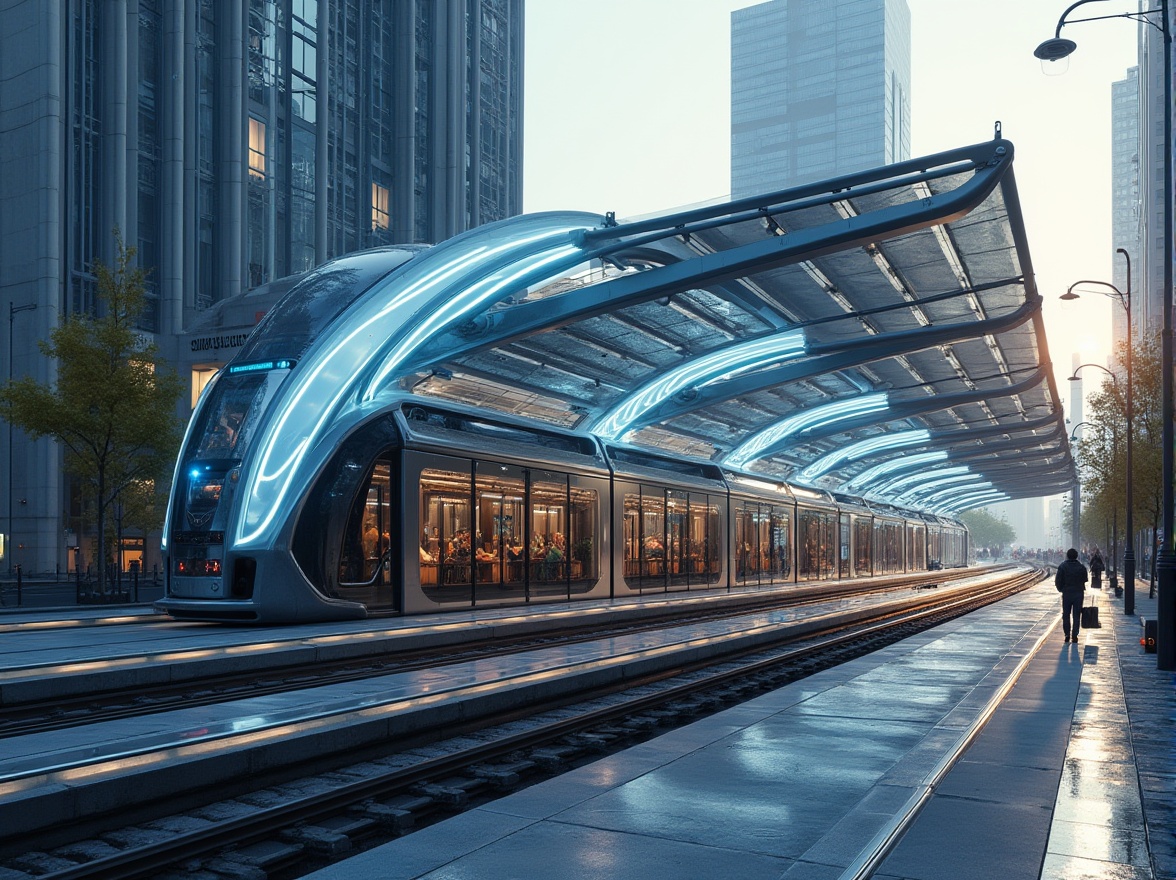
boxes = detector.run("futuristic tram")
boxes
[161,369,967,623]
[157,245,967,624]
[157,140,1075,623]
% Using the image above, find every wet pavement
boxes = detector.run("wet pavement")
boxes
[303,577,1176,880]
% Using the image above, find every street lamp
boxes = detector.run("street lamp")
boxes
[1061,257,1135,615]
[1037,2,1174,670]
[1069,365,1128,600]
[7,302,36,575]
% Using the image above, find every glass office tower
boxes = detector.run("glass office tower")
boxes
[731,0,911,197]
[0,0,523,576]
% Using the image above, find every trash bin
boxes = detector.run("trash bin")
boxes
[1142,618,1157,654]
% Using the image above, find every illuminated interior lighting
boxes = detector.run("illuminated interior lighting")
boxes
[734,476,786,494]
[796,429,931,483]
[726,393,888,468]
[594,329,806,440]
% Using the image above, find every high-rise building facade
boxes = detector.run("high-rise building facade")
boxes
[0,0,523,575]
[1135,11,1172,343]
[731,0,911,198]
[1111,66,1140,352]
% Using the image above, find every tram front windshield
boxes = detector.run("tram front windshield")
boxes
[178,368,289,531]
[190,369,288,462]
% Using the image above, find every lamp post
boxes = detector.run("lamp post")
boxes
[7,302,37,575]
[1069,365,1127,599]
[1062,259,1135,615]
[1037,1,1174,670]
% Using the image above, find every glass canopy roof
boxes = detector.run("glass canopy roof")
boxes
[255,138,1074,519]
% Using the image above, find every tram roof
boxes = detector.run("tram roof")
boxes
[264,138,1075,517]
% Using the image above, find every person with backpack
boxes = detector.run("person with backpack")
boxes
[1054,548,1089,642]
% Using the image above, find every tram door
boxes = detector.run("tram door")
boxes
[338,457,398,610]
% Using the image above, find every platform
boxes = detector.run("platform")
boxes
[304,580,1174,880]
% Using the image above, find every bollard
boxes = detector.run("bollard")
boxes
[15,564,22,607]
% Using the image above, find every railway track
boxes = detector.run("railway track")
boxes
[0,568,1043,879]
[0,569,984,734]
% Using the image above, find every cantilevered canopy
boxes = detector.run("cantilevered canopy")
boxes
[383,137,1074,512]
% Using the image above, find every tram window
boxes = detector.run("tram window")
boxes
[640,489,666,584]
[475,463,525,591]
[769,508,790,581]
[735,504,756,582]
[530,472,568,593]
[799,508,834,581]
[689,493,720,583]
[623,492,641,579]
[568,485,598,583]
[854,516,872,576]
[420,467,473,591]
[340,461,392,587]
[667,491,688,585]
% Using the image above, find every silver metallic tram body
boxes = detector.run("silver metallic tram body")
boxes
[157,140,1073,623]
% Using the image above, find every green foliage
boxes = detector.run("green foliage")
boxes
[0,232,183,591]
[959,507,1016,552]
[1074,332,1163,556]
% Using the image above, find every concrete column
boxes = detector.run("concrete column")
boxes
[315,0,329,264]
[162,0,186,334]
[125,2,139,243]
[101,0,129,257]
[218,0,245,297]
[182,0,197,322]
[394,0,415,242]
[444,0,465,240]
[467,2,482,229]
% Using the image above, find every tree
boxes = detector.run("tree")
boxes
[0,234,184,593]
[959,507,1016,555]
[1075,332,1164,576]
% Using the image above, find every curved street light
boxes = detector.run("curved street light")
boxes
[1070,365,1130,602]
[1038,2,1171,668]
[1061,256,1136,614]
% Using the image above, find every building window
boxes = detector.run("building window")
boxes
[249,118,266,179]
[372,182,390,230]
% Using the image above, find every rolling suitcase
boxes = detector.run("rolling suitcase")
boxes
[1081,593,1100,629]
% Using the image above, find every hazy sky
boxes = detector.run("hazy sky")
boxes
[523,0,1141,420]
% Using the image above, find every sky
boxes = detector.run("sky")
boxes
[522,0,1142,424]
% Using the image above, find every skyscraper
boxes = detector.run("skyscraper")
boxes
[1111,66,1140,351]
[731,0,911,198]
[0,0,523,576]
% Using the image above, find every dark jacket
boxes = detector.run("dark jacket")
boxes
[1055,558,1089,594]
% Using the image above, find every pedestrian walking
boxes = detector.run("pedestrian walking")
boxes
[1054,547,1088,643]
[1089,549,1105,589]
